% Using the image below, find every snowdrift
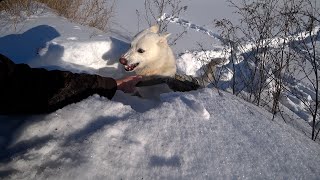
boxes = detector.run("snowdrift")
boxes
[1,90,320,179]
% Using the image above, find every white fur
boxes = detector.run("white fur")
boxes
[122,25,176,77]
[119,25,177,99]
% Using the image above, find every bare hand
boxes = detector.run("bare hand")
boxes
[116,75,142,93]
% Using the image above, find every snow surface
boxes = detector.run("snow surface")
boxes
[164,12,320,126]
[0,10,131,79]
[1,90,320,179]
[1,2,320,179]
[112,0,236,53]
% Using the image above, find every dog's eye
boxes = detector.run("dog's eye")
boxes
[137,48,145,53]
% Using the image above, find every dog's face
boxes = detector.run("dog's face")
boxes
[119,25,171,74]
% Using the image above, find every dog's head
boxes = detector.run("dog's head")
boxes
[119,25,173,75]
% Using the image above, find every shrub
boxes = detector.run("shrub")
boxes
[0,0,115,31]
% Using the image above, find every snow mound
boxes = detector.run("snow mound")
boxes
[0,12,130,79]
[1,89,319,179]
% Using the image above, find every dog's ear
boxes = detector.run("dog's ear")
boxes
[159,32,171,44]
[149,24,160,33]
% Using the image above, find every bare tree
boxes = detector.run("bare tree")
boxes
[142,0,187,32]
[137,0,187,46]
[215,0,320,140]
[288,11,320,140]
[0,0,116,32]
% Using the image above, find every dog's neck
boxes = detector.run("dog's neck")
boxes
[137,67,175,77]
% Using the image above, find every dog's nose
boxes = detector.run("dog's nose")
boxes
[119,57,128,65]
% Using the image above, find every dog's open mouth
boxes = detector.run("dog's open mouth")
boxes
[124,63,140,71]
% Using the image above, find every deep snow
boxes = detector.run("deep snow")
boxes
[1,89,320,179]
[0,1,320,179]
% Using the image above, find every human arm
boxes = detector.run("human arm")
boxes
[0,54,118,114]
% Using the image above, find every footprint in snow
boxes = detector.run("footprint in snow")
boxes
[67,37,78,41]
[180,96,210,120]
[73,26,81,30]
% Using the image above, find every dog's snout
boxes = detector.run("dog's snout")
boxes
[119,57,128,65]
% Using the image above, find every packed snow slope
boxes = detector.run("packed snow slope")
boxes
[0,4,320,180]
[2,89,320,179]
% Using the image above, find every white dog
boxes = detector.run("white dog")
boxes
[119,25,223,99]
[119,24,176,78]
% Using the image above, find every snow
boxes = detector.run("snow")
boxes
[1,90,320,179]
[1,1,320,179]
[0,11,130,79]
[159,13,225,42]
[168,13,320,126]
[112,0,236,53]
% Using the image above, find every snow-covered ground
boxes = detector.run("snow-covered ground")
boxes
[159,10,320,127]
[0,1,320,179]
[2,89,320,179]
[112,0,236,53]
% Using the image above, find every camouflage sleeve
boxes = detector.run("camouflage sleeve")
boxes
[136,58,224,91]
[136,74,200,92]
[174,58,224,87]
